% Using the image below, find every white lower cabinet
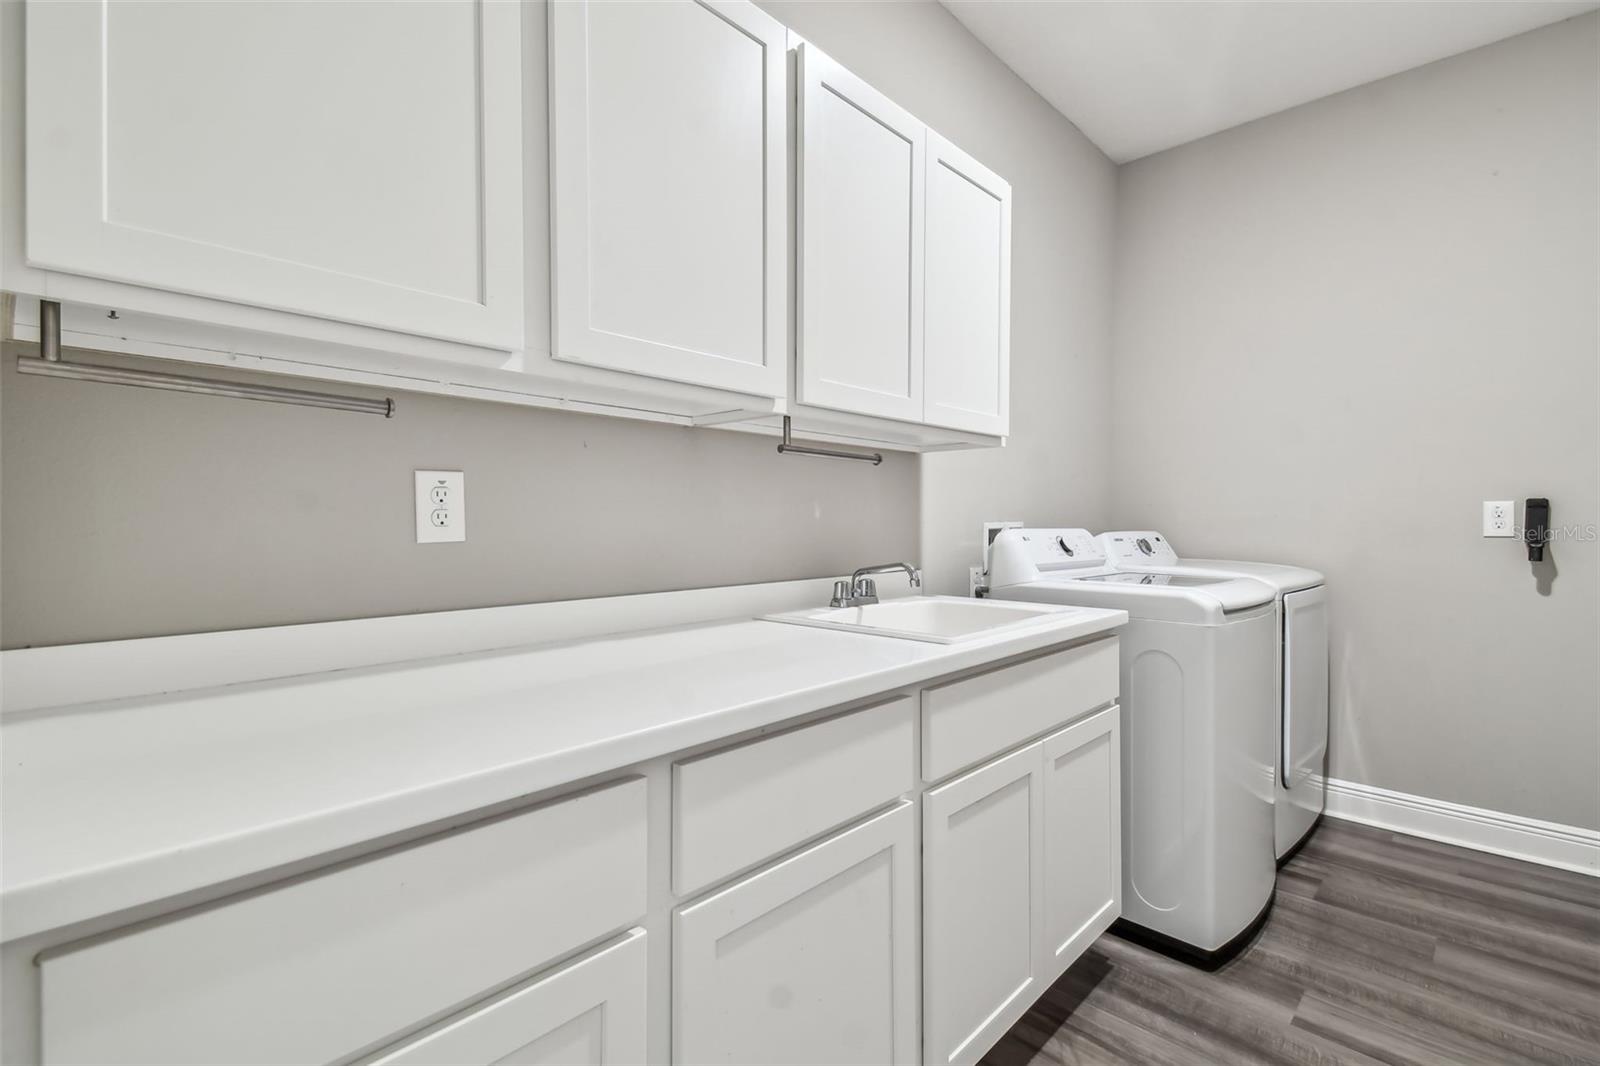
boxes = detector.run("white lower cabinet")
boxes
[373,930,647,1066]
[922,745,1043,1066]
[923,705,1123,1066]
[673,802,918,1066]
[1041,707,1122,976]
[18,642,1123,1066]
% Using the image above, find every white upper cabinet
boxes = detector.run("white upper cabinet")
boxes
[549,0,787,398]
[23,0,524,351]
[923,131,1011,436]
[796,43,926,424]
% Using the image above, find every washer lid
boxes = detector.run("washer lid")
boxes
[999,569,1276,624]
[1098,531,1324,594]
[1075,572,1240,588]
[1068,570,1275,611]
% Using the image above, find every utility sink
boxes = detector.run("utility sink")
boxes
[762,596,1078,644]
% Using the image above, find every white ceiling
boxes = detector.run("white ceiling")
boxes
[940,0,1600,163]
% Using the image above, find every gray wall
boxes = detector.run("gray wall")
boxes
[757,0,1118,596]
[0,0,1112,646]
[1111,15,1599,828]
[0,352,917,647]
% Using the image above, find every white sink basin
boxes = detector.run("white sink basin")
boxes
[762,596,1079,644]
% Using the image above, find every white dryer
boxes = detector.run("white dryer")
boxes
[986,528,1277,962]
[1098,531,1328,860]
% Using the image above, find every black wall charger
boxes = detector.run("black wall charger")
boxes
[1524,498,1550,562]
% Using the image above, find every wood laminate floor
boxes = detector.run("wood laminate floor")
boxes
[982,820,1600,1066]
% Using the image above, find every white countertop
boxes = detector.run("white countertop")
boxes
[1,606,1123,942]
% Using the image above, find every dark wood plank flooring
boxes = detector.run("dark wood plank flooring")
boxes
[982,820,1600,1066]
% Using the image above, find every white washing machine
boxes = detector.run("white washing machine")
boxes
[986,528,1277,962]
[1098,531,1329,860]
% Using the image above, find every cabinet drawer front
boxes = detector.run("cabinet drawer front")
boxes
[372,929,647,1066]
[41,779,647,1066]
[674,697,915,895]
[922,638,1118,782]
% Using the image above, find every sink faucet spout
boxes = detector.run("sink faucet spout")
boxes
[832,562,923,607]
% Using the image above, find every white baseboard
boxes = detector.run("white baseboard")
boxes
[1323,777,1599,877]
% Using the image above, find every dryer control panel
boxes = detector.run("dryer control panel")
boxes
[1099,530,1179,567]
[987,528,1102,587]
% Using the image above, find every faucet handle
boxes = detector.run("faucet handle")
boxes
[830,580,852,608]
[853,577,878,600]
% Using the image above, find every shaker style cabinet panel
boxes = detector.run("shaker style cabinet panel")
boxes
[372,931,647,1066]
[549,0,787,397]
[38,779,647,1066]
[1040,707,1122,978]
[796,43,926,423]
[922,131,1011,436]
[23,0,523,350]
[922,746,1043,1066]
[674,802,918,1066]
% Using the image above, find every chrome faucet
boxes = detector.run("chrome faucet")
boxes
[831,562,923,608]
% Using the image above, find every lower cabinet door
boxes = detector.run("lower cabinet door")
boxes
[673,802,918,1065]
[922,744,1043,1066]
[1040,707,1122,979]
[373,930,647,1066]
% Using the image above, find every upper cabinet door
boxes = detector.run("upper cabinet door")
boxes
[24,0,524,351]
[796,44,926,424]
[549,0,787,398]
[923,131,1011,436]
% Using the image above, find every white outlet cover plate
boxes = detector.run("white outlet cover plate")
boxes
[1482,499,1515,538]
[416,470,466,544]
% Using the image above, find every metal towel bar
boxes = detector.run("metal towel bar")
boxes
[15,300,395,418]
[775,416,883,465]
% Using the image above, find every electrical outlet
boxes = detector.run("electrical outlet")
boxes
[417,470,465,543]
[1482,500,1515,538]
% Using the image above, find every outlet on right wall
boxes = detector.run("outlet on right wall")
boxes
[1111,14,1599,829]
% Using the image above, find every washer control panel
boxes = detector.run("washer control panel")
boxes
[1099,530,1179,567]
[988,527,1103,587]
